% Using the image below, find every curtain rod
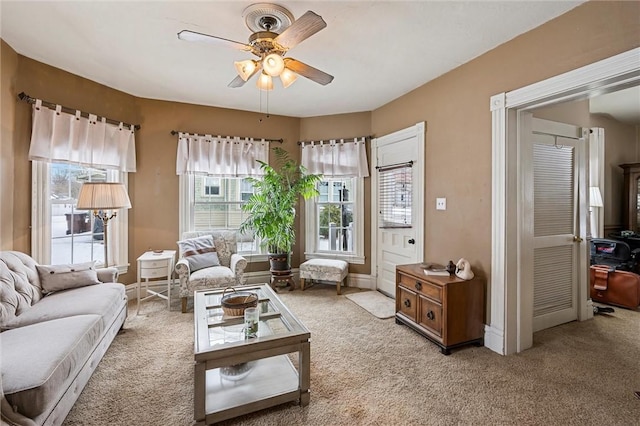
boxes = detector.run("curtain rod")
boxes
[170,130,282,143]
[17,92,141,130]
[297,135,372,145]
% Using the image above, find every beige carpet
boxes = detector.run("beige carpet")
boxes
[346,290,395,319]
[64,285,640,425]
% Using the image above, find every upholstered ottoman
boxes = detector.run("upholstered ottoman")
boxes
[299,259,348,295]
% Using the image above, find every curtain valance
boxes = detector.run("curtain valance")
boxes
[175,133,269,177]
[28,100,137,172]
[300,137,369,178]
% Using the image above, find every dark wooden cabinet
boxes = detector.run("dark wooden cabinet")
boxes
[620,163,640,233]
[395,263,485,355]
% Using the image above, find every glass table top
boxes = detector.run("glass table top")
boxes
[194,284,309,355]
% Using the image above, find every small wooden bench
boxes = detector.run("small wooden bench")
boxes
[299,259,348,295]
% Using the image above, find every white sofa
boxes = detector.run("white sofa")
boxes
[0,251,127,426]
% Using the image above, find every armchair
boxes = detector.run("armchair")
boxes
[175,230,247,313]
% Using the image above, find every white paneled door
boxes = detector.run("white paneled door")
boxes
[373,123,424,297]
[523,116,587,333]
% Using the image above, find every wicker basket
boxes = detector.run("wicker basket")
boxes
[220,288,258,316]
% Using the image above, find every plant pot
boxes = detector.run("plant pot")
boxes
[268,253,290,273]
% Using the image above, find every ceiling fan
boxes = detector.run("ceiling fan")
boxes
[177,3,334,90]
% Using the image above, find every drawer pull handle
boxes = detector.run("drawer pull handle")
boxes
[415,282,422,290]
[426,310,435,321]
[403,299,411,308]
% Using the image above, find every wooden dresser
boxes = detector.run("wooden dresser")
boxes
[395,263,485,355]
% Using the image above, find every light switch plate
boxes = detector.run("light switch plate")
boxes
[436,197,446,210]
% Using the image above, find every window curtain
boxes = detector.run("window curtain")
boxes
[300,138,369,177]
[175,133,269,176]
[28,100,137,172]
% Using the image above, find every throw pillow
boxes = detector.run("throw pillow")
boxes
[177,235,220,272]
[36,261,101,293]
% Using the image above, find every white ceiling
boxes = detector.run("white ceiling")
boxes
[1,1,586,118]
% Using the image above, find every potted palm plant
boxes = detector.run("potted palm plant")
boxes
[240,147,321,281]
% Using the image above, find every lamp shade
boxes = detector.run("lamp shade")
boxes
[262,53,285,77]
[76,182,131,210]
[280,67,298,88]
[256,72,273,91]
[234,59,258,81]
[589,186,604,208]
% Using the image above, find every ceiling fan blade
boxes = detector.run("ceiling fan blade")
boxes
[228,75,247,88]
[285,59,334,86]
[228,64,261,88]
[274,11,326,50]
[177,30,252,51]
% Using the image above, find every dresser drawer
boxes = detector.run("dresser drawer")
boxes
[418,295,442,337]
[397,286,417,321]
[140,266,168,279]
[141,258,170,269]
[399,274,442,302]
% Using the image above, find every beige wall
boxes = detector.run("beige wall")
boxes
[1,1,639,288]
[371,1,639,280]
[0,40,18,250]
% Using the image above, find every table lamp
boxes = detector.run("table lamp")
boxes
[76,182,131,267]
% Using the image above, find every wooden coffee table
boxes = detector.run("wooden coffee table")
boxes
[193,284,310,425]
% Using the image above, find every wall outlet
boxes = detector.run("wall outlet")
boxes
[436,197,447,210]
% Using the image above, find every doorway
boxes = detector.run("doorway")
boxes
[487,47,640,355]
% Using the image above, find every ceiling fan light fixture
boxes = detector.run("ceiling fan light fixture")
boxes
[256,72,273,91]
[280,68,298,88]
[262,53,285,77]
[234,59,258,81]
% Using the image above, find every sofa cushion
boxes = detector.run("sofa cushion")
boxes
[177,235,220,272]
[190,265,234,281]
[36,261,100,293]
[0,251,44,327]
[1,315,102,420]
[1,283,125,331]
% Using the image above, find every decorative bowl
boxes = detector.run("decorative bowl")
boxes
[220,288,258,316]
[220,361,256,381]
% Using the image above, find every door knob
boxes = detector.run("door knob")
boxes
[408,238,415,244]
[573,235,583,243]
[426,310,435,321]
[403,299,411,308]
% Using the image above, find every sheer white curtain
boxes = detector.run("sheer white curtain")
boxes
[300,138,369,177]
[176,133,269,176]
[28,100,136,171]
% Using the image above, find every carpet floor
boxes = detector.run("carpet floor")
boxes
[64,285,640,425]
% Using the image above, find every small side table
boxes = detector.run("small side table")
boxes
[136,250,176,315]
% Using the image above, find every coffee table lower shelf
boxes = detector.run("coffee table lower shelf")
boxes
[203,354,303,424]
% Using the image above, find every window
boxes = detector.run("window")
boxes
[305,177,365,264]
[180,175,265,258]
[203,177,221,196]
[32,161,129,270]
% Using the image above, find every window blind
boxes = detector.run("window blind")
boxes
[377,162,413,228]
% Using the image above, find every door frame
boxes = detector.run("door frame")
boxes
[370,122,425,294]
[488,47,640,355]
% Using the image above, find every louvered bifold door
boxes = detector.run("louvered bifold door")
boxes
[532,137,579,331]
